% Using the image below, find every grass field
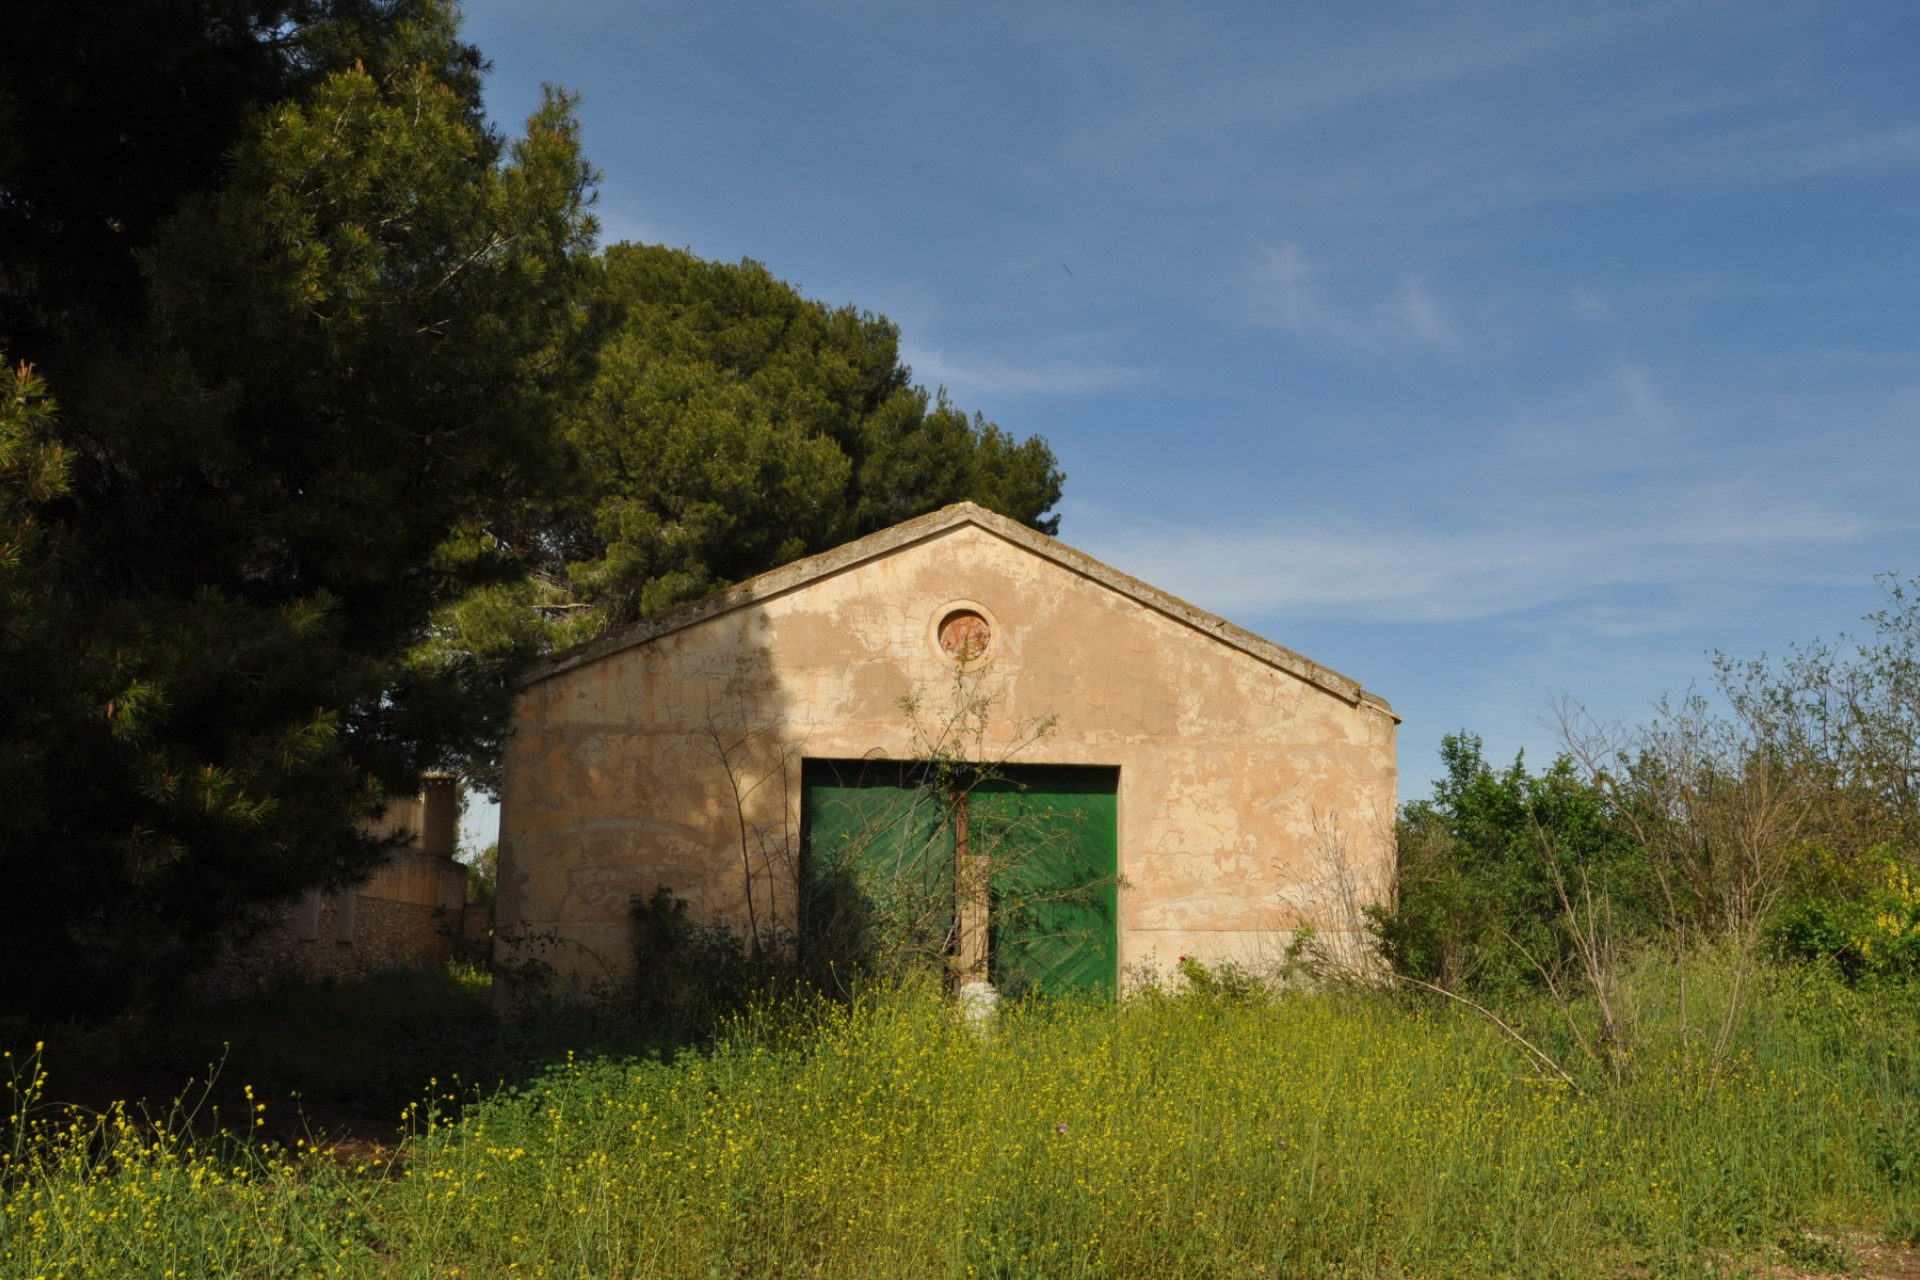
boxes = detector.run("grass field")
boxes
[3,956,1917,1279]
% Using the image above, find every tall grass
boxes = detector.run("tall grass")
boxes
[4,958,1915,1278]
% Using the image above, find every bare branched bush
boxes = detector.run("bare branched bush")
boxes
[1555,674,1830,1082]
[1264,807,1395,990]
[699,704,801,959]
[1557,691,1814,949]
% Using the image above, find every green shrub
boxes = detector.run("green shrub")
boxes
[1775,853,1920,985]
[1371,734,1651,1000]
[627,885,809,1038]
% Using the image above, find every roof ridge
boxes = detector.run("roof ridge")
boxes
[522,501,1395,718]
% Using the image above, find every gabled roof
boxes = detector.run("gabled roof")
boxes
[524,502,1395,717]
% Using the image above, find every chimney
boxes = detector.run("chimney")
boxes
[421,773,458,860]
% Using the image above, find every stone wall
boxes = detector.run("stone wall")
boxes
[196,894,460,997]
[195,778,480,997]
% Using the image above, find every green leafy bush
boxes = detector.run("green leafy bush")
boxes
[1370,733,1648,999]
[1775,854,1920,984]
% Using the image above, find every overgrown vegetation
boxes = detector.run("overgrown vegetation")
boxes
[1372,732,1646,999]
[1365,576,1920,1100]
[5,963,1915,1279]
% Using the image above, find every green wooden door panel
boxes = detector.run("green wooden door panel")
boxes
[974,767,1119,998]
[800,760,954,968]
[801,760,1118,998]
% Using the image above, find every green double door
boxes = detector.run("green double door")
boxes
[801,760,1119,997]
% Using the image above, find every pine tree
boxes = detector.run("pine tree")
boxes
[444,242,1064,650]
[0,3,596,1013]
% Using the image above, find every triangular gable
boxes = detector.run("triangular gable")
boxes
[523,502,1395,717]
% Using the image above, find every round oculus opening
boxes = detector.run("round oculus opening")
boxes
[938,609,992,660]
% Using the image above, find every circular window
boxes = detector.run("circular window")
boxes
[938,609,992,661]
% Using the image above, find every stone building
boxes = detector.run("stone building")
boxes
[497,502,1398,997]
[200,776,478,994]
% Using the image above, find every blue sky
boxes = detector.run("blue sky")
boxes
[457,0,1920,840]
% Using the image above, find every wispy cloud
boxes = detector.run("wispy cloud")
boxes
[1083,495,1889,629]
[1251,243,1458,350]
[1375,276,1456,348]
[1038,3,1648,181]
[1502,363,1677,474]
[1024,1,1920,246]
[592,205,674,250]
[1565,288,1611,322]
[898,344,1146,398]
[1787,125,1920,178]
[1069,365,1920,628]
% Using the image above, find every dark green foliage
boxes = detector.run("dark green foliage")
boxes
[1,0,1060,1019]
[628,886,804,1038]
[1771,849,1920,984]
[1771,896,1860,974]
[0,2,596,1015]
[461,243,1065,643]
[1371,733,1646,997]
[0,0,437,358]
[0,361,69,848]
[465,842,499,910]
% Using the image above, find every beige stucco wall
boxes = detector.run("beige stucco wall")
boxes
[497,514,1396,990]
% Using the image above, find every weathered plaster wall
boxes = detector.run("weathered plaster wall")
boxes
[498,515,1396,989]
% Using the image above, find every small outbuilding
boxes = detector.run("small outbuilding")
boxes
[200,776,480,996]
[497,502,1397,997]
